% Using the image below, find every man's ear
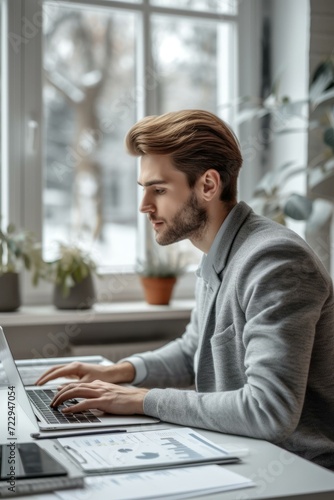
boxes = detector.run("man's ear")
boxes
[197,169,222,201]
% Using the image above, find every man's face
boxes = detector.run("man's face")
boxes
[138,154,208,246]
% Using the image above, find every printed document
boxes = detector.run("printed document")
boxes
[58,427,240,473]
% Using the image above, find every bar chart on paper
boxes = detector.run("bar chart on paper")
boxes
[58,427,240,473]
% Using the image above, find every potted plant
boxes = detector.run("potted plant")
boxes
[136,249,187,305]
[0,221,39,312]
[46,243,97,310]
[235,56,334,272]
[247,58,334,206]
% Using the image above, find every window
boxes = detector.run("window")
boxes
[151,16,226,114]
[43,3,138,267]
[3,0,238,302]
[0,0,5,225]
[151,0,236,14]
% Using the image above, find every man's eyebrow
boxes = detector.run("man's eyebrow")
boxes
[137,180,168,187]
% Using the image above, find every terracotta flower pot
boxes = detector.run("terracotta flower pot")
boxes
[53,274,96,310]
[0,272,21,312]
[140,276,177,305]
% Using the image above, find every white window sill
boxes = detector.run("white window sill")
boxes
[0,299,195,327]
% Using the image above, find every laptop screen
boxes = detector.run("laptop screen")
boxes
[0,327,39,431]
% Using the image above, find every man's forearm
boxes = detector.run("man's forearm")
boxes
[106,361,136,384]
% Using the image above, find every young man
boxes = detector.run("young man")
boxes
[37,110,334,469]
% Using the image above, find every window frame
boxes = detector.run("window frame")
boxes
[4,0,241,304]
[2,0,24,231]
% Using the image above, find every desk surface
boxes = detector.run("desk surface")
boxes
[1,391,334,500]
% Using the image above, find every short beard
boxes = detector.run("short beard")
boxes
[156,191,208,246]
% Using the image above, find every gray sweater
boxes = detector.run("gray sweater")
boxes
[138,202,334,469]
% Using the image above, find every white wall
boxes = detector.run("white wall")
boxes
[270,0,310,236]
[270,0,310,168]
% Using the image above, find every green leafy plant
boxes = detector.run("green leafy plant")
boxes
[242,56,334,225]
[46,243,97,298]
[136,249,187,278]
[0,221,40,276]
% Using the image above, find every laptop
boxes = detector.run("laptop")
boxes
[0,326,159,431]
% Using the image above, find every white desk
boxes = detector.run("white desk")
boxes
[2,394,334,500]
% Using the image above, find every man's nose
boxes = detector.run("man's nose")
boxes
[139,193,155,214]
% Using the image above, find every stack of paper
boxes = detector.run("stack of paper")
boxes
[56,427,255,498]
[55,465,255,500]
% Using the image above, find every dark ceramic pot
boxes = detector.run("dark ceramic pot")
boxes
[0,272,21,312]
[53,274,96,310]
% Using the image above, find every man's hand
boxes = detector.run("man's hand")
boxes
[35,361,136,386]
[50,380,149,415]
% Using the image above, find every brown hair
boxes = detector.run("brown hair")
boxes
[125,109,243,202]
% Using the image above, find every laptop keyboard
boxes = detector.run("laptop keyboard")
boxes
[28,389,101,425]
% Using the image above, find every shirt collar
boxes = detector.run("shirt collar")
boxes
[198,203,239,283]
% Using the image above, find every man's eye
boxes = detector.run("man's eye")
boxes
[155,189,165,194]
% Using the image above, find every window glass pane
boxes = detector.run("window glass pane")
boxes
[151,16,234,264]
[0,1,2,208]
[43,4,137,268]
[152,15,220,113]
[151,0,237,15]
